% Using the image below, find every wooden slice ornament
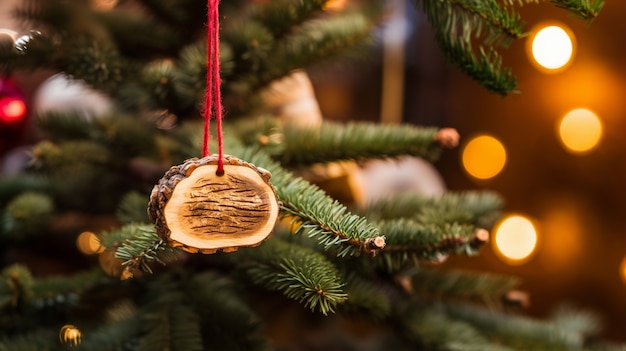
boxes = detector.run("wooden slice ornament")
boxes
[147,1,279,254]
[148,155,279,254]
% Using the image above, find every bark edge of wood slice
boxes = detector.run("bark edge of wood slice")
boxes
[148,155,279,254]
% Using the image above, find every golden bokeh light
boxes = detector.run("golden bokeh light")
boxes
[529,25,575,71]
[493,215,538,265]
[462,135,506,180]
[76,231,105,255]
[323,0,348,11]
[91,0,119,10]
[620,257,626,285]
[558,108,603,154]
[59,324,82,347]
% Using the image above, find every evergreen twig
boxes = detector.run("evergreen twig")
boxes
[269,121,449,165]
[237,146,385,256]
[241,239,348,315]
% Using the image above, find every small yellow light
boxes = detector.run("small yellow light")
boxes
[76,231,105,255]
[558,108,603,154]
[324,0,348,11]
[91,0,119,10]
[620,257,626,285]
[462,135,507,180]
[493,215,538,265]
[529,25,575,71]
[59,324,82,347]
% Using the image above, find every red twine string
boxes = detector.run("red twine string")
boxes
[203,0,225,175]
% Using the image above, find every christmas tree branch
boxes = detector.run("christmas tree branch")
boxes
[241,239,348,315]
[1,264,109,315]
[445,303,614,350]
[420,0,527,44]
[236,146,386,256]
[252,0,329,37]
[361,190,503,228]
[138,277,203,351]
[76,314,144,351]
[550,0,605,21]
[265,121,456,166]
[400,305,514,351]
[30,268,109,308]
[436,35,517,95]
[258,11,375,91]
[181,272,270,351]
[0,330,58,351]
[101,224,181,279]
[417,0,523,94]
[1,192,53,240]
[374,220,489,270]
[400,266,520,308]
[341,273,392,319]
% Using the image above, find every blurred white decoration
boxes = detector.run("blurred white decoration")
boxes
[355,156,446,206]
[260,70,322,127]
[33,73,113,119]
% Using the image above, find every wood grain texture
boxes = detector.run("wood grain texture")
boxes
[149,155,279,253]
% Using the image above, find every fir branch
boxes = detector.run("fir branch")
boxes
[550,0,605,21]
[418,0,521,94]
[102,224,180,279]
[1,192,54,240]
[132,0,204,27]
[361,190,503,228]
[241,239,348,315]
[446,303,609,350]
[63,37,125,94]
[30,268,110,310]
[268,121,452,165]
[380,220,488,255]
[436,35,517,95]
[400,305,514,351]
[139,277,203,351]
[400,266,520,308]
[182,272,271,351]
[341,273,392,319]
[236,146,385,256]
[420,0,527,44]
[76,314,143,351]
[374,220,489,270]
[0,329,57,351]
[115,191,151,225]
[36,111,95,141]
[258,11,374,90]
[138,304,202,351]
[252,0,329,37]
[0,176,50,207]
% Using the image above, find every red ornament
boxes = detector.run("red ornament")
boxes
[0,96,27,123]
[0,77,27,124]
[0,76,28,157]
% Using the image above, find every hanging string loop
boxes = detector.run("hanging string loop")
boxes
[202,0,225,175]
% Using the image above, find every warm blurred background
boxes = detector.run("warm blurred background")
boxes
[2,0,625,342]
[310,0,626,342]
